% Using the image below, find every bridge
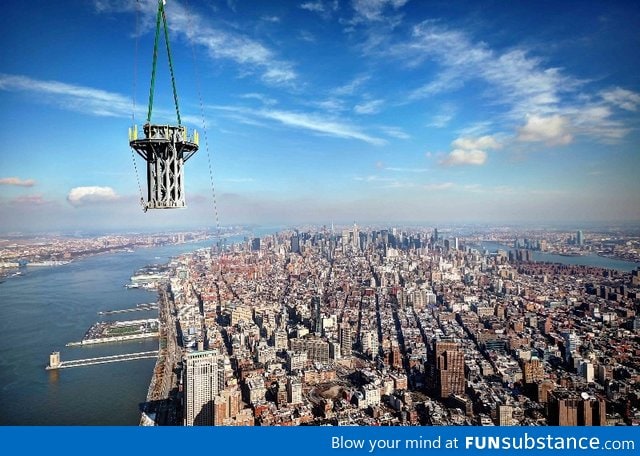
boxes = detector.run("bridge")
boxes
[46,350,158,370]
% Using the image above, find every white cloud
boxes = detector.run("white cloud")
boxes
[423,182,454,190]
[314,98,347,112]
[385,167,428,173]
[0,73,130,117]
[380,126,410,139]
[261,15,281,23]
[441,149,487,166]
[452,135,501,151]
[352,0,410,22]
[0,176,36,187]
[214,105,386,145]
[600,87,640,112]
[332,75,370,96]
[262,109,386,145]
[402,23,575,118]
[67,186,119,206]
[427,112,454,128]
[95,0,297,86]
[389,22,637,144]
[300,1,326,13]
[239,93,278,106]
[354,175,396,182]
[517,114,573,146]
[440,134,499,166]
[354,99,384,114]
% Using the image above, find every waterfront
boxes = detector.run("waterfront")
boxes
[478,241,639,272]
[0,239,218,425]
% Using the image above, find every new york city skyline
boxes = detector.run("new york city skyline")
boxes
[1,0,639,233]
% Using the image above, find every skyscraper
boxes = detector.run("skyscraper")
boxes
[184,350,224,426]
[290,232,300,254]
[312,295,322,334]
[339,322,352,357]
[576,230,584,246]
[433,340,465,399]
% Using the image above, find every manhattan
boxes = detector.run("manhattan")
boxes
[137,224,640,426]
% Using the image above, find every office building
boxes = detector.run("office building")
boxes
[184,350,224,426]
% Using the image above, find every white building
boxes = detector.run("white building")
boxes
[184,350,224,426]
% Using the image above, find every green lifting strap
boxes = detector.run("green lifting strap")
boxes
[146,0,182,125]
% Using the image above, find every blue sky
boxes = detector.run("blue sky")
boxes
[1,0,639,232]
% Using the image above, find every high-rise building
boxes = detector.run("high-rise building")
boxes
[433,340,465,399]
[576,230,584,246]
[184,350,224,426]
[287,376,303,404]
[290,232,300,254]
[312,295,322,334]
[339,323,352,357]
[547,390,606,426]
[251,237,260,251]
[562,330,580,363]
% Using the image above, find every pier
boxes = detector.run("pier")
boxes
[98,303,158,316]
[66,331,160,346]
[46,351,158,370]
[68,318,160,346]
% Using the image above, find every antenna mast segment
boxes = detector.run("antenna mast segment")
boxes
[129,0,199,210]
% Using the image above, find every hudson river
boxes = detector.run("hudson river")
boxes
[0,239,218,425]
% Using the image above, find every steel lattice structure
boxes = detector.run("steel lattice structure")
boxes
[130,124,198,209]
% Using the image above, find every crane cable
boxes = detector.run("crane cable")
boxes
[130,0,145,211]
[184,0,224,259]
[147,0,181,125]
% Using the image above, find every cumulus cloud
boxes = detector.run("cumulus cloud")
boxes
[451,135,501,151]
[67,186,119,206]
[0,176,36,187]
[517,114,573,146]
[441,149,487,166]
[440,134,500,166]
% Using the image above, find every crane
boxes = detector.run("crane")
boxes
[128,0,199,211]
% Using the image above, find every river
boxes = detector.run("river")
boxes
[0,238,224,425]
[477,241,639,272]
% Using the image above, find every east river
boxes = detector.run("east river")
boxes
[478,241,639,272]
[0,236,637,425]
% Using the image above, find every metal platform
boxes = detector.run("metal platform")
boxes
[129,123,199,209]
